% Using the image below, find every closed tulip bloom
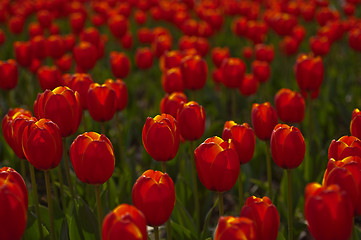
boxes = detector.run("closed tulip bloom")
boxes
[221,58,246,88]
[70,13,86,34]
[323,157,361,214]
[0,59,18,90]
[271,124,305,169]
[14,41,33,68]
[2,110,34,159]
[255,44,274,63]
[222,121,255,164]
[37,65,62,91]
[180,55,208,90]
[214,216,257,240]
[132,170,175,226]
[104,79,128,111]
[87,83,117,122]
[108,14,128,39]
[142,114,180,162]
[252,60,270,83]
[211,47,230,68]
[310,36,330,56]
[110,51,130,79]
[135,47,154,70]
[8,16,24,35]
[275,88,305,123]
[161,67,184,94]
[67,73,93,109]
[70,132,115,184]
[294,53,324,98]
[102,204,147,240]
[34,86,82,137]
[194,136,240,192]
[46,35,66,59]
[159,50,182,71]
[177,101,205,141]
[240,196,279,240]
[251,102,278,141]
[239,74,259,96]
[0,168,28,240]
[73,41,98,72]
[350,108,361,139]
[304,183,353,240]
[328,135,361,160]
[160,92,188,118]
[55,53,73,72]
[31,36,47,60]
[22,119,63,170]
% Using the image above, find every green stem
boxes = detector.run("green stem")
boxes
[238,165,243,205]
[265,141,273,197]
[29,164,44,240]
[166,219,172,240]
[115,112,123,166]
[101,122,106,134]
[63,138,75,199]
[305,93,313,182]
[45,171,55,240]
[162,162,167,173]
[154,226,159,240]
[95,185,103,238]
[20,158,26,180]
[287,169,293,240]
[189,141,200,231]
[56,165,66,208]
[218,191,224,217]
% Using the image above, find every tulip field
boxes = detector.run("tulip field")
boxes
[2,0,361,239]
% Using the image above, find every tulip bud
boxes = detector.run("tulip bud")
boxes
[67,73,93,110]
[161,67,184,94]
[142,114,180,162]
[70,132,115,184]
[135,47,154,70]
[0,59,18,90]
[22,119,63,170]
[180,55,207,90]
[73,41,98,72]
[110,51,130,79]
[132,170,175,226]
[177,101,205,141]
[251,102,278,141]
[87,83,117,122]
[214,216,257,240]
[104,79,128,111]
[274,88,305,123]
[239,74,259,96]
[221,58,246,88]
[160,92,188,118]
[102,204,147,240]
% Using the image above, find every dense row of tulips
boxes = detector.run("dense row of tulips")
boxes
[1,0,361,239]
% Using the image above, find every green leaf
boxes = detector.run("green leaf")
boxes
[23,206,49,240]
[60,218,69,240]
[171,221,193,240]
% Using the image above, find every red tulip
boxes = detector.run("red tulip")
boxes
[304,183,353,240]
[104,79,128,111]
[271,124,305,169]
[64,34,76,52]
[323,156,361,214]
[211,47,230,68]
[177,101,205,141]
[251,102,278,141]
[142,114,180,162]
[274,88,305,123]
[37,65,62,91]
[279,36,299,56]
[180,55,207,90]
[161,67,184,94]
[310,36,330,56]
[70,132,115,184]
[73,41,98,72]
[0,59,18,90]
[194,136,240,192]
[348,28,361,52]
[70,13,85,34]
[328,135,361,160]
[252,60,270,83]
[135,47,154,70]
[14,41,33,68]
[220,58,246,88]
[31,35,47,60]
[110,51,130,79]
[67,73,93,109]
[294,53,324,99]
[160,92,188,118]
[80,27,100,47]
[214,216,257,240]
[132,170,175,226]
[242,46,253,59]
[8,16,24,35]
[34,86,82,137]
[120,31,133,49]
[159,50,182,71]
[55,53,72,72]
[240,196,279,240]
[108,14,128,39]
[102,204,147,240]
[135,10,147,25]
[87,83,117,122]
[2,108,34,159]
[152,36,172,58]
[255,44,274,63]
[351,108,361,139]
[222,121,255,164]
[28,22,43,39]
[47,35,66,59]
[137,27,154,44]
[37,10,52,29]
[22,118,63,170]
[0,167,28,240]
